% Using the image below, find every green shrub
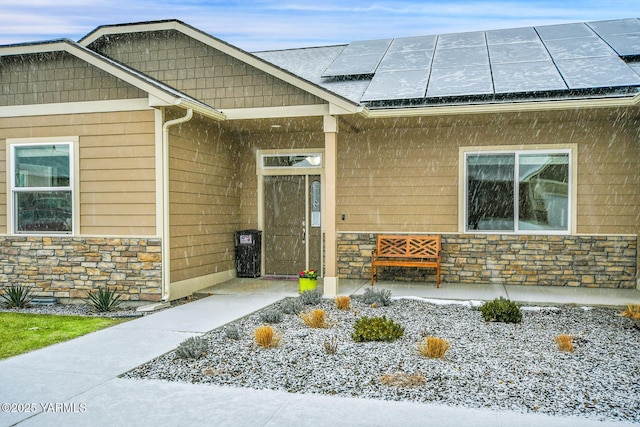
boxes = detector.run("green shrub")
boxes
[175,336,207,359]
[281,298,303,315]
[480,297,522,323]
[260,309,283,323]
[299,288,323,305]
[352,315,404,342]
[361,288,392,307]
[87,286,123,312]
[0,285,33,308]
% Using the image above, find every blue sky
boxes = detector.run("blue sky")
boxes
[1,0,639,51]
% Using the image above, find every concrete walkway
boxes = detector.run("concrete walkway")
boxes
[1,279,639,427]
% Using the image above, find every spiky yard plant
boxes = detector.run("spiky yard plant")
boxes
[259,308,283,324]
[418,336,450,359]
[87,286,123,312]
[335,295,351,310]
[0,285,33,308]
[299,287,323,305]
[621,304,640,320]
[254,325,281,348]
[224,325,241,340]
[555,334,575,353]
[362,287,392,307]
[300,309,328,328]
[175,336,208,359]
[280,298,303,315]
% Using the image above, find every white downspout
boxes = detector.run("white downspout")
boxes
[161,108,193,301]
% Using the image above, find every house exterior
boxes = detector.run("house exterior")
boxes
[1,19,638,303]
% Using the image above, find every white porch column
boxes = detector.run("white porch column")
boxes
[323,115,339,296]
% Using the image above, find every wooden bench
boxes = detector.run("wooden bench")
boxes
[371,235,441,287]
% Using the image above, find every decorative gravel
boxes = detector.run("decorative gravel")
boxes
[125,295,639,423]
[0,303,143,318]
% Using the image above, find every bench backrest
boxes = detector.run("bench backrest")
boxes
[376,235,441,259]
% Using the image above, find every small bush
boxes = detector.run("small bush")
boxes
[224,325,240,340]
[300,309,328,328]
[0,285,33,308]
[87,286,123,312]
[255,325,281,348]
[362,288,392,307]
[259,309,283,323]
[335,295,351,310]
[621,304,640,320]
[380,372,426,388]
[299,288,323,305]
[555,334,574,353]
[418,336,450,359]
[323,334,339,355]
[175,336,207,359]
[480,297,522,323]
[281,298,303,315]
[352,315,404,342]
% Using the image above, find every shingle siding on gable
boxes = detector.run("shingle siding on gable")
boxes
[0,52,146,106]
[89,30,326,110]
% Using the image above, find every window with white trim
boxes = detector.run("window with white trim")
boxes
[465,149,571,233]
[11,143,73,234]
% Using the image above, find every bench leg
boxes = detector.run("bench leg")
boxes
[436,266,441,288]
[370,265,375,286]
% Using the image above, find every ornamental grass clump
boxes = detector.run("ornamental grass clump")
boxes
[259,308,283,324]
[300,309,328,328]
[621,304,640,320]
[555,334,575,353]
[352,315,404,342]
[380,372,426,388]
[254,325,281,348]
[0,285,33,308]
[480,297,522,323]
[281,298,303,315]
[335,295,351,310]
[418,336,450,359]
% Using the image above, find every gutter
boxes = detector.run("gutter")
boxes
[160,108,194,301]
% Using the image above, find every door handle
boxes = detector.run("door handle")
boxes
[302,221,306,243]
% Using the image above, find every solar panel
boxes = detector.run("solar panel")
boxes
[596,34,640,57]
[361,70,429,101]
[376,50,432,72]
[426,66,493,97]
[322,39,392,77]
[488,42,551,64]
[486,27,540,44]
[587,18,640,35]
[535,23,594,40]
[437,31,486,48]
[544,36,617,60]
[492,61,567,93]
[555,56,640,88]
[432,45,489,68]
[387,35,436,53]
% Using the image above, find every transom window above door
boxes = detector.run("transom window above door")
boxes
[261,153,323,169]
[463,148,573,234]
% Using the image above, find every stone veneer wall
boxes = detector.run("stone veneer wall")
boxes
[338,233,637,289]
[0,237,162,302]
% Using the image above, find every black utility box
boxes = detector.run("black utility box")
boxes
[234,230,262,278]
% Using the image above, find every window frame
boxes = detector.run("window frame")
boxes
[460,145,577,235]
[8,138,77,235]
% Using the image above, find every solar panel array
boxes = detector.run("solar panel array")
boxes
[320,18,640,103]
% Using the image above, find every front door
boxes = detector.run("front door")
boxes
[264,175,321,275]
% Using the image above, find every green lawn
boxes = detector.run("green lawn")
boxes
[0,312,127,359]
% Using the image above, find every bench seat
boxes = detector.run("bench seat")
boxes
[371,235,441,287]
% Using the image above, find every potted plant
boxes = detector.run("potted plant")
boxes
[299,269,318,292]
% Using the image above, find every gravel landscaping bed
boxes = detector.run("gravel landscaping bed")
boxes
[123,293,640,424]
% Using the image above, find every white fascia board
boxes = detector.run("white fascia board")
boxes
[222,104,330,120]
[0,99,151,118]
[365,94,640,118]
